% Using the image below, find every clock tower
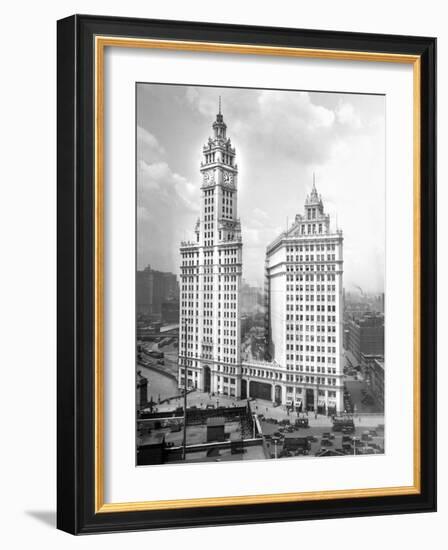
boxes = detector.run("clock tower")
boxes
[199,98,240,247]
[178,100,243,399]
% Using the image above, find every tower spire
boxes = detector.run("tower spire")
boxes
[218,95,221,115]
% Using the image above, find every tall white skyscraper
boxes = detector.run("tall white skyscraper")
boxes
[259,182,344,414]
[178,103,243,397]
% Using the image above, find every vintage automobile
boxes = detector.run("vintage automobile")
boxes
[295,417,309,428]
[332,416,355,433]
[283,436,311,456]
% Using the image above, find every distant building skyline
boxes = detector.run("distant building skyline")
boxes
[136,264,179,318]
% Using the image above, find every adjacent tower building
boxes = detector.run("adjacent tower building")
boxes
[263,182,344,414]
[178,104,243,397]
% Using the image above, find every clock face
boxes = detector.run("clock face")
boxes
[223,171,234,186]
[203,171,214,185]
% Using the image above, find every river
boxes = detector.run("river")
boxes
[138,364,179,402]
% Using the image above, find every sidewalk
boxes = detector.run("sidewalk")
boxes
[154,392,384,429]
[250,398,384,428]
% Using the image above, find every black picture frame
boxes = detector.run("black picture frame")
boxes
[57,14,436,535]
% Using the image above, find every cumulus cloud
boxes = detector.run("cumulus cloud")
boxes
[336,102,362,129]
[137,84,385,292]
[185,87,369,168]
[137,127,199,271]
[137,125,165,162]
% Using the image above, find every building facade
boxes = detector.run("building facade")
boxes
[178,106,243,397]
[161,298,180,324]
[242,184,344,414]
[136,265,179,317]
[369,357,384,410]
[361,353,385,410]
[346,312,384,363]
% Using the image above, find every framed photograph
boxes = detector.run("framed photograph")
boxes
[57,14,436,534]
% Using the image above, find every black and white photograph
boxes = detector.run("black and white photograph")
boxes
[136,83,386,465]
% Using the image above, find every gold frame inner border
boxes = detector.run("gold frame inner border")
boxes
[94,35,421,514]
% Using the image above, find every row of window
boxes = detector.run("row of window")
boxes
[283,323,338,332]
[285,273,337,282]
[285,374,337,385]
[181,309,238,318]
[204,153,216,164]
[284,311,337,321]
[221,153,234,165]
[298,224,326,235]
[286,365,337,374]
[306,207,320,220]
[284,342,338,353]
[286,294,337,302]
[244,368,284,380]
[286,284,336,292]
[181,349,239,364]
[180,320,237,329]
[285,353,337,364]
[178,361,238,375]
[286,254,336,262]
[181,282,237,292]
[287,244,336,253]
[285,347,337,357]
[282,305,335,314]
[286,264,338,272]
[284,333,336,343]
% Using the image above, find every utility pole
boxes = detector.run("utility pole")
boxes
[274,438,278,459]
[182,317,188,460]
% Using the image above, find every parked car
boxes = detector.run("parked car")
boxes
[361,431,372,442]
[333,417,355,433]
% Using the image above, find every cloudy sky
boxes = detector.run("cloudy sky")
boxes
[137,83,385,293]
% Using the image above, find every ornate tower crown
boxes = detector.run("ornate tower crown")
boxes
[304,174,324,219]
[212,96,227,139]
[201,97,237,184]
